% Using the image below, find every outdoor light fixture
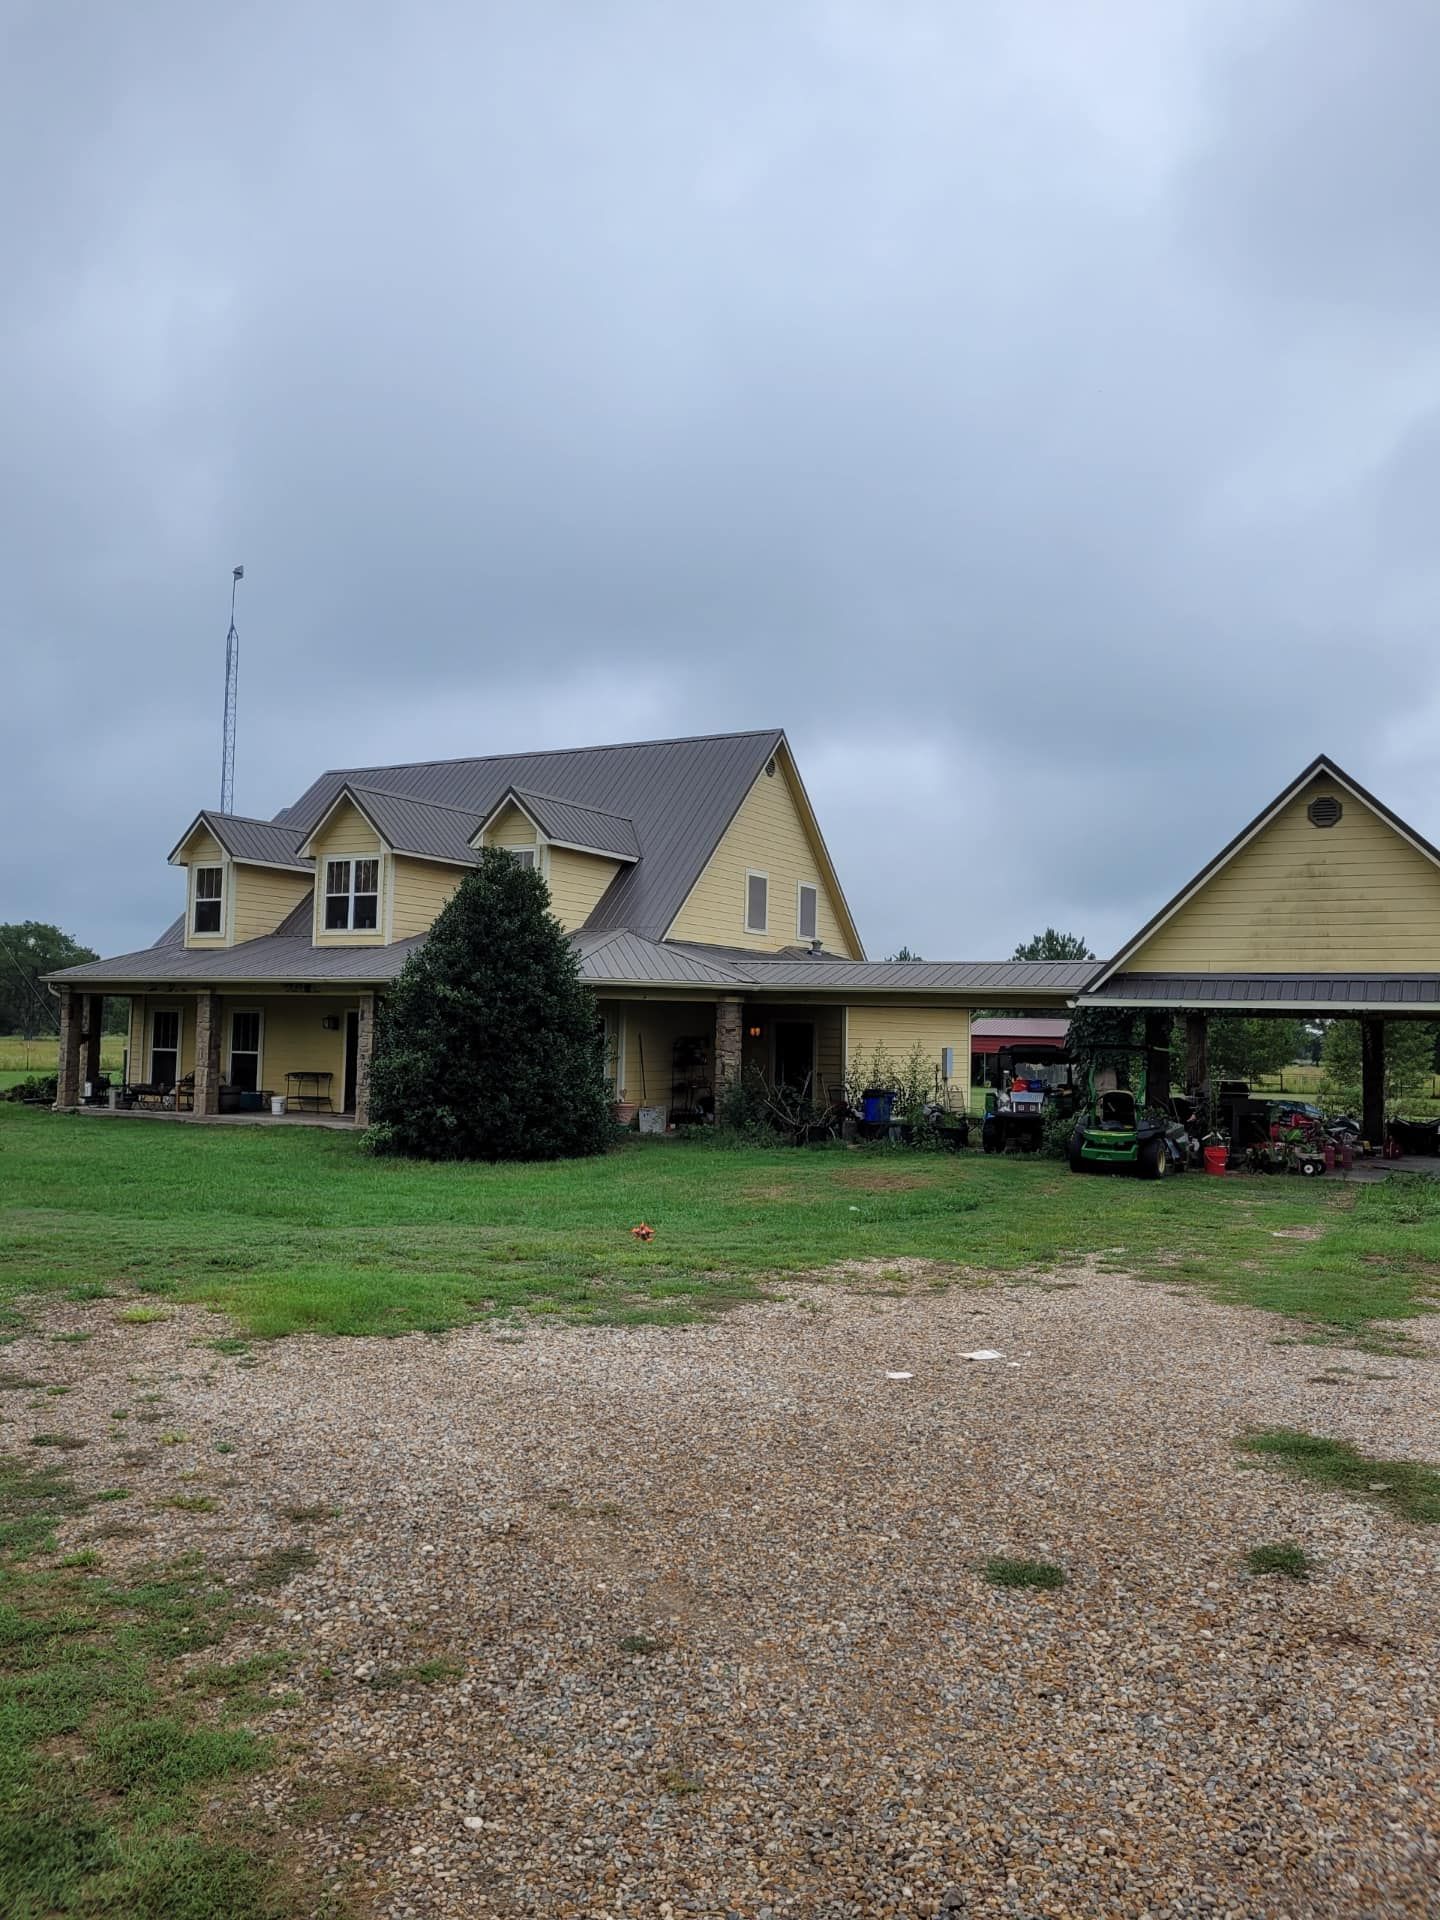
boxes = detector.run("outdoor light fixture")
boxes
[321,1015,339,1031]
[748,1024,764,1039]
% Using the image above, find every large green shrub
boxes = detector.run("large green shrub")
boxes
[364,850,613,1162]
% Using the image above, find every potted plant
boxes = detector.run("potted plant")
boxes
[612,1088,639,1129]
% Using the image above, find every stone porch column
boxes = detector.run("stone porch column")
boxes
[192,990,222,1117]
[353,992,376,1128]
[714,995,744,1095]
[80,994,104,1100]
[1361,1016,1386,1147]
[55,987,82,1110]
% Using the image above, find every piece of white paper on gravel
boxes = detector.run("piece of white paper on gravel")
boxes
[961,1349,1004,1361]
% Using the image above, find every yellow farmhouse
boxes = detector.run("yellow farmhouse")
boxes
[48,737,1440,1141]
[48,729,1087,1127]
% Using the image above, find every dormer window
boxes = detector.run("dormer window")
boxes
[325,857,380,931]
[507,847,536,869]
[192,865,224,935]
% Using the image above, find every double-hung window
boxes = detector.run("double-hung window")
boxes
[507,847,536,869]
[192,865,223,935]
[324,857,380,930]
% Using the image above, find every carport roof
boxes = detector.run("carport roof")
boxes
[1079,971,1440,1012]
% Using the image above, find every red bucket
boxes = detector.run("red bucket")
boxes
[1203,1145,1228,1177]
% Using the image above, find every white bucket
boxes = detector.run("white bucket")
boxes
[270,1095,287,1117]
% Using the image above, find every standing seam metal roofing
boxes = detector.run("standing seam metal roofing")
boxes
[169,812,312,870]
[275,729,785,940]
[332,786,484,865]
[1082,971,1440,1007]
[503,790,641,861]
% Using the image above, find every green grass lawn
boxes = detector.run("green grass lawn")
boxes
[2,1106,1438,1342]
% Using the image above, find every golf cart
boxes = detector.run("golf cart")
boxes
[1068,1085,1194,1179]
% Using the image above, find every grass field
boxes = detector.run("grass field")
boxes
[0,1032,125,1093]
[2,1105,1437,1344]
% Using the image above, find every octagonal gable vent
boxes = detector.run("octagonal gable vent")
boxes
[1307,794,1343,829]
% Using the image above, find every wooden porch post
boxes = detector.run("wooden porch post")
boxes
[1143,1011,1173,1110]
[81,994,104,1100]
[353,992,376,1128]
[714,995,744,1096]
[193,991,222,1117]
[54,987,82,1110]
[1361,1016,1386,1147]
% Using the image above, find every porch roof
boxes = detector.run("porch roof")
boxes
[48,934,419,989]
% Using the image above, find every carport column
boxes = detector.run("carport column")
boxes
[193,991,222,1117]
[353,992,376,1129]
[54,987,82,1110]
[1361,1016,1386,1147]
[81,994,104,1099]
[714,994,744,1098]
[1184,1012,1209,1098]
[1143,1011,1173,1110]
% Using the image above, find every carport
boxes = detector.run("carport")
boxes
[1073,756,1440,1142]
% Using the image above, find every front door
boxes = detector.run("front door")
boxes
[342,1011,360,1114]
[773,1020,815,1095]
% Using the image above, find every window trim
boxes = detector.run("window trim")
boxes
[323,855,381,933]
[191,863,225,939]
[744,869,769,935]
[149,1004,183,1089]
[796,881,819,943]
[227,1006,264,1092]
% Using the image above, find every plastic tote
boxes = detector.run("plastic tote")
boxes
[861,1089,896,1125]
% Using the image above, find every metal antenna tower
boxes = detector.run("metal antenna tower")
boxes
[220,565,244,813]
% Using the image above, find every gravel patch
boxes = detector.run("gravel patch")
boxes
[4,1266,1438,1919]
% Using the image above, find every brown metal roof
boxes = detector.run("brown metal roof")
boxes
[276,728,785,940]
[49,934,420,988]
[335,786,483,866]
[1081,972,1440,1010]
[502,790,641,862]
[167,810,311,871]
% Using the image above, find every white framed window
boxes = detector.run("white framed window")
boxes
[745,870,769,934]
[324,857,380,931]
[228,1008,263,1092]
[150,1007,182,1088]
[507,846,536,869]
[797,882,818,943]
[192,865,224,935]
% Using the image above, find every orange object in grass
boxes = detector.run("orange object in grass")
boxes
[630,1222,655,1241]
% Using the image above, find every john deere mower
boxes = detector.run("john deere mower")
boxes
[1068,1087,1192,1179]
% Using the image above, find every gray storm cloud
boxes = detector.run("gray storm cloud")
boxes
[4,0,1439,960]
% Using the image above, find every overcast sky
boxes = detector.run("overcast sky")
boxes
[5,0,1439,963]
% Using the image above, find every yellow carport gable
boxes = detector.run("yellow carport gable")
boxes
[665,741,862,958]
[1097,757,1440,980]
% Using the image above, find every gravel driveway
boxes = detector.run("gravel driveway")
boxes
[8,1266,1439,1919]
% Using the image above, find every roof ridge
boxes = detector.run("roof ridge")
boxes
[201,809,302,832]
[315,727,785,781]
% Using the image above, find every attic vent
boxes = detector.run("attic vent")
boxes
[765,758,777,777]
[1307,794,1343,829]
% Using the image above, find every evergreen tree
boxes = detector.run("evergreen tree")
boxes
[366,849,613,1161]
[1012,928,1094,961]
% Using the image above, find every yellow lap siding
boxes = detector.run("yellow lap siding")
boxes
[666,753,859,956]
[844,1004,970,1101]
[616,1001,715,1108]
[231,867,312,944]
[226,996,351,1096]
[482,802,538,852]
[391,857,465,940]
[179,830,226,950]
[545,847,621,931]
[1132,775,1440,971]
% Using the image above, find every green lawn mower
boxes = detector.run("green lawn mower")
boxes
[1068,1087,1193,1180]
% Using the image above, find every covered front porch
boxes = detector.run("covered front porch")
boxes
[598,991,973,1122]
[55,987,378,1125]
